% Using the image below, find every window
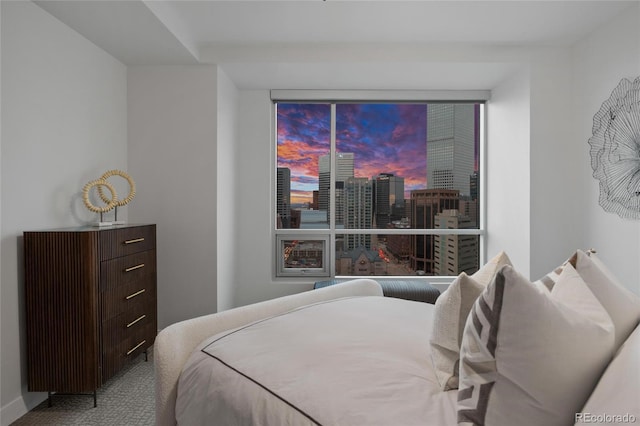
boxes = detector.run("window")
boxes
[276,235,330,277]
[275,98,484,279]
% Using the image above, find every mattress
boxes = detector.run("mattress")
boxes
[175,296,457,426]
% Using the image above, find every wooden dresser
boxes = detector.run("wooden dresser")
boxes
[23,224,157,405]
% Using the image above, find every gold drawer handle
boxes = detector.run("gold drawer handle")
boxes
[126,315,146,328]
[125,263,145,272]
[125,289,146,300]
[124,238,145,244]
[126,340,146,356]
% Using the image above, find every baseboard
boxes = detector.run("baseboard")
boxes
[1,392,47,426]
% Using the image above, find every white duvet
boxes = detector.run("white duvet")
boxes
[176,296,457,426]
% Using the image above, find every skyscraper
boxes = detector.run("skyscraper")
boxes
[467,171,480,227]
[335,152,355,180]
[434,209,479,275]
[344,177,373,250]
[409,189,459,274]
[318,154,330,213]
[470,171,479,201]
[373,173,405,229]
[276,167,291,228]
[426,104,475,196]
[318,152,354,223]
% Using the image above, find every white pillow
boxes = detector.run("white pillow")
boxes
[429,251,512,390]
[531,250,582,291]
[578,324,640,424]
[470,251,513,285]
[532,263,566,291]
[457,264,614,426]
[574,249,640,351]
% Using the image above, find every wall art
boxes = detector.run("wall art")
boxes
[588,76,640,219]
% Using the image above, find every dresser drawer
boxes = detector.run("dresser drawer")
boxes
[101,315,156,383]
[102,302,155,347]
[100,250,155,293]
[101,274,155,322]
[100,225,155,260]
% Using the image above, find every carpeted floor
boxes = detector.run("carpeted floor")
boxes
[11,352,154,425]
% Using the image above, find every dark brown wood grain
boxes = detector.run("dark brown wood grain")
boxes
[23,224,157,396]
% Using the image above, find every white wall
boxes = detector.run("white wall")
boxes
[233,91,313,307]
[486,6,640,288]
[486,68,531,276]
[528,52,578,279]
[127,65,218,328]
[571,4,640,295]
[216,68,239,311]
[0,2,127,424]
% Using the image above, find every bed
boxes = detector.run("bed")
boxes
[154,279,419,425]
[175,294,455,426]
[155,250,640,426]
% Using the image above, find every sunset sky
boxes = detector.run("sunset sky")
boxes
[277,103,428,205]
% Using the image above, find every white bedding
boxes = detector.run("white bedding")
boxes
[176,296,457,426]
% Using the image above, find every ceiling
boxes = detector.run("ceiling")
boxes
[34,1,638,89]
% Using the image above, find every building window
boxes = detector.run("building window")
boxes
[275,101,484,278]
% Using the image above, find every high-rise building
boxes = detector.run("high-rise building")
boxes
[426,104,475,196]
[335,181,345,226]
[459,198,479,228]
[433,209,479,275]
[470,171,479,200]
[335,152,355,180]
[409,189,459,274]
[467,171,480,227]
[373,173,405,229]
[344,177,373,250]
[318,155,330,213]
[318,153,354,223]
[276,167,291,228]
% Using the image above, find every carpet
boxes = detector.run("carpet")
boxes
[11,351,154,425]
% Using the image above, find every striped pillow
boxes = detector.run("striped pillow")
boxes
[531,250,582,290]
[457,264,614,426]
[429,251,512,391]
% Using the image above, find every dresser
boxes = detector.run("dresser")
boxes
[23,224,157,406]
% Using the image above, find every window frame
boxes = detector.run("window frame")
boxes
[276,235,331,277]
[272,91,488,283]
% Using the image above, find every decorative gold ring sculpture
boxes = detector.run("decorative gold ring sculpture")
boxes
[83,179,117,213]
[97,169,136,207]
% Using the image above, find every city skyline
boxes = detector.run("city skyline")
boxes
[277,103,428,205]
[276,102,483,277]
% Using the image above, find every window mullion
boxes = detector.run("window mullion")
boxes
[329,104,337,276]
[330,104,336,231]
